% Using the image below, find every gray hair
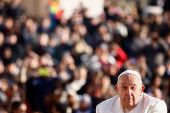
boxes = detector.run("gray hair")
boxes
[117,70,143,86]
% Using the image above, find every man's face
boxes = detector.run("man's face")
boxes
[116,74,144,110]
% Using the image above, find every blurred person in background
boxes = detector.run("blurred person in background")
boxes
[26,54,56,112]
[20,51,40,83]
[146,75,163,99]
[153,64,166,77]
[2,17,14,36]
[1,33,25,66]
[21,17,39,52]
[0,59,5,76]
[97,43,116,73]
[109,42,127,69]
[164,59,170,79]
[0,78,8,113]
[26,68,56,112]
[54,26,73,61]
[165,32,170,49]
[92,23,110,49]
[100,75,112,99]
[66,66,88,95]
[0,32,4,53]
[57,52,75,73]
[48,37,58,59]
[34,33,50,55]
[7,83,22,112]
[150,14,168,38]
[127,24,150,58]
[142,31,169,70]
[71,39,93,66]
[73,93,93,113]
[11,101,27,113]
[82,71,103,96]
[76,24,93,49]
[4,62,20,86]
[6,0,24,21]
[57,68,71,83]
[38,17,51,35]
[7,33,26,59]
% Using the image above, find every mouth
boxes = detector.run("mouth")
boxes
[125,98,133,101]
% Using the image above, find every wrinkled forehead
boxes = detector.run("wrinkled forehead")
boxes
[118,74,141,85]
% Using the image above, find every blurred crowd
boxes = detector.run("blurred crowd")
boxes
[0,0,170,113]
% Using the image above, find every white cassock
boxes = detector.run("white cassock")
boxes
[96,93,167,113]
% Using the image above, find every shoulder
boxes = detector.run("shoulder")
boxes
[96,95,119,113]
[144,93,166,104]
[143,93,167,113]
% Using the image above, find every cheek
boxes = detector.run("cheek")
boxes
[118,91,126,98]
[132,92,141,101]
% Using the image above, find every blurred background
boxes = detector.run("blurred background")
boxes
[0,0,170,113]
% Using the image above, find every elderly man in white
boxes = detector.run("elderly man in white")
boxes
[96,70,167,113]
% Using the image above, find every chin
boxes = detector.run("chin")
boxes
[124,104,136,110]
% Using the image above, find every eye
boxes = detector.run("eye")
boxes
[122,86,127,90]
[131,86,136,91]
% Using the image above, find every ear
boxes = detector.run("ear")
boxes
[115,84,118,91]
[141,85,145,92]
[115,84,120,95]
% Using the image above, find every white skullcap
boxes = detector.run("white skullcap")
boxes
[118,70,141,81]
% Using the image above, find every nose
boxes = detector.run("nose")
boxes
[126,87,132,96]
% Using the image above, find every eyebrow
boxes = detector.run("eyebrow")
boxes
[121,83,137,86]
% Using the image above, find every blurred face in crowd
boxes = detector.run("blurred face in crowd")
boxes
[71,12,83,24]
[3,47,12,59]
[79,101,89,112]
[25,18,34,29]
[153,76,162,88]
[7,34,18,45]
[77,24,87,36]
[49,37,57,47]
[0,78,9,92]
[0,60,4,74]
[90,17,100,26]
[165,33,170,45]
[166,61,170,71]
[155,14,163,25]
[29,57,39,69]
[39,33,49,46]
[108,64,118,76]
[18,103,27,113]
[60,17,68,25]
[62,53,74,65]
[5,18,14,30]
[154,64,166,77]
[42,18,51,29]
[132,22,140,35]
[12,0,21,6]
[71,32,80,43]
[39,55,48,66]
[126,14,134,25]
[116,74,144,110]
[13,103,27,113]
[0,32,4,46]
[78,67,87,81]
[98,24,107,35]
[151,32,159,42]
[8,63,18,74]
[139,28,148,40]
[0,15,3,25]
[101,76,110,89]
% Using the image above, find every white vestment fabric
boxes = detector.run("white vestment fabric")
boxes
[96,93,167,113]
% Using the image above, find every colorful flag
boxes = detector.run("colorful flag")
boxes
[47,0,63,19]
